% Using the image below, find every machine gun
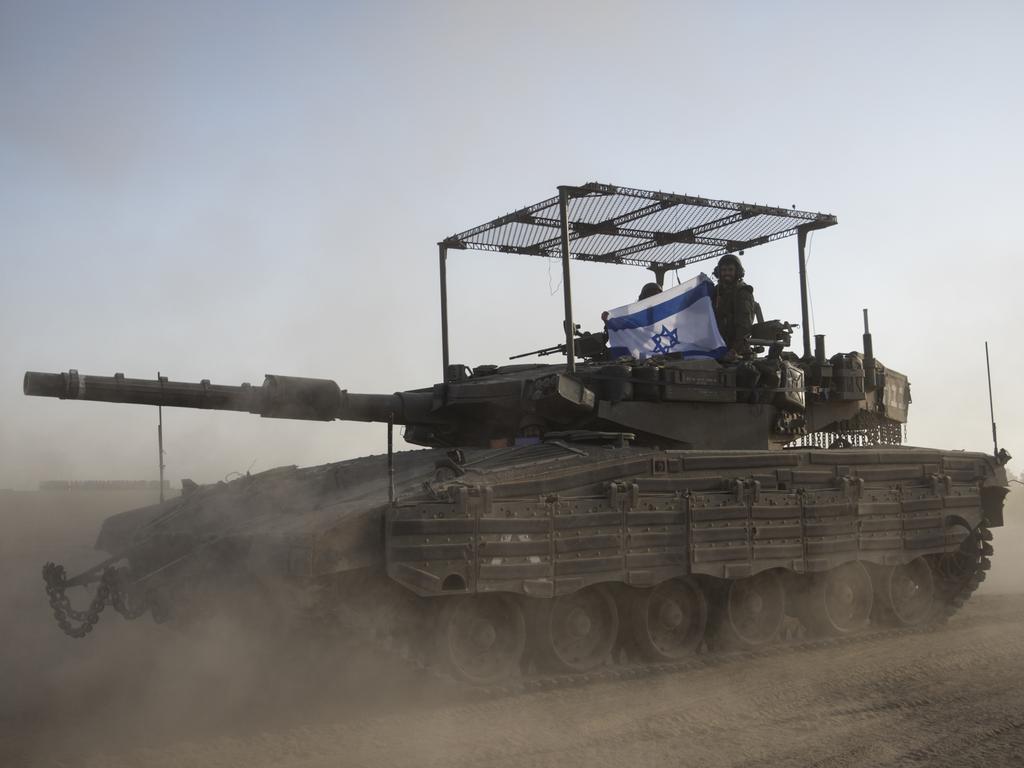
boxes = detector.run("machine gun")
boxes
[747,320,798,359]
[509,328,609,361]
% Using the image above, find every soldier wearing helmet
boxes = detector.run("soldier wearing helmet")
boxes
[637,282,663,301]
[712,253,756,360]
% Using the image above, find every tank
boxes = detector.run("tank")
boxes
[24,183,1012,686]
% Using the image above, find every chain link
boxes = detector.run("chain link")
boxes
[42,562,147,637]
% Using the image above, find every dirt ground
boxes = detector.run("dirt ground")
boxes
[2,487,1022,768]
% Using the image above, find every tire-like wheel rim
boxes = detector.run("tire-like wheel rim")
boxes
[631,578,707,661]
[810,561,873,635]
[532,586,619,672]
[723,571,785,647]
[436,595,525,685]
[884,559,936,626]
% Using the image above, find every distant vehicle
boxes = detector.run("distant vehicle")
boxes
[27,182,1010,685]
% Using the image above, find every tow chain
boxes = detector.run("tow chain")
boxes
[42,562,148,638]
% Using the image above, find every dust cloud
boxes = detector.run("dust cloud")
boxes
[2,480,1022,767]
[0,484,443,768]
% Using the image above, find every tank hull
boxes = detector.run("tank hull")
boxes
[90,450,448,609]
[60,441,1006,685]
[385,443,1005,598]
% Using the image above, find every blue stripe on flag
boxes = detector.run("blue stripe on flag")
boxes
[605,280,714,331]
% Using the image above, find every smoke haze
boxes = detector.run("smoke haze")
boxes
[2,483,1022,766]
[0,485,448,766]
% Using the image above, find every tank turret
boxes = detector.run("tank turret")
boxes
[24,333,908,451]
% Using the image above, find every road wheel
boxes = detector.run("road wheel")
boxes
[529,585,619,673]
[630,578,707,661]
[716,571,785,648]
[874,558,937,627]
[803,561,874,636]
[434,594,526,685]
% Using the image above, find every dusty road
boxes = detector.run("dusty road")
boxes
[8,597,1024,767]
[3,488,1023,768]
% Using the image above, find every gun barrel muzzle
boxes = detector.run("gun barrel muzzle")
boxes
[24,371,73,398]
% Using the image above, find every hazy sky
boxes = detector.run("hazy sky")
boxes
[2,0,1021,490]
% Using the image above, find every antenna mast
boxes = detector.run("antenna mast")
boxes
[985,342,998,459]
[158,371,166,502]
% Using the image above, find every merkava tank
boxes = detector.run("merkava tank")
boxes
[27,183,1010,685]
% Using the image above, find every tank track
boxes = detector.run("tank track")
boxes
[322,526,994,699]
[933,521,994,621]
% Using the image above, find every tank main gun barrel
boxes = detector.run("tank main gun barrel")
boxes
[23,370,435,424]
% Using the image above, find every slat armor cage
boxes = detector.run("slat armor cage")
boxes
[437,182,838,376]
[443,182,836,269]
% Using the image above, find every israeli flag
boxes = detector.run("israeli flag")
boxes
[606,273,726,360]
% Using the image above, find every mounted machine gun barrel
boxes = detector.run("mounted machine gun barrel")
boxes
[509,329,608,361]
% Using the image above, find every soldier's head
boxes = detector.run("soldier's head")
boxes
[638,282,663,301]
[713,253,745,284]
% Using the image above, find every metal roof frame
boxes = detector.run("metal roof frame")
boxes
[437,182,838,377]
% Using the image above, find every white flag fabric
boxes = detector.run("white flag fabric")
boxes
[606,273,726,360]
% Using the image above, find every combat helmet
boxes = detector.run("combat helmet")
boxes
[713,252,745,280]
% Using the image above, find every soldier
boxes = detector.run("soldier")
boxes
[712,253,756,360]
[637,282,662,301]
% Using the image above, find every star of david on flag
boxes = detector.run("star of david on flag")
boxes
[651,325,679,354]
[605,273,727,360]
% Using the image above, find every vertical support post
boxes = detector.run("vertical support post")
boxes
[439,243,450,382]
[648,263,668,288]
[558,187,576,373]
[797,228,812,360]
[387,413,396,503]
[157,371,166,503]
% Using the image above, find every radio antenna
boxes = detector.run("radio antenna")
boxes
[985,342,999,459]
[158,371,166,503]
